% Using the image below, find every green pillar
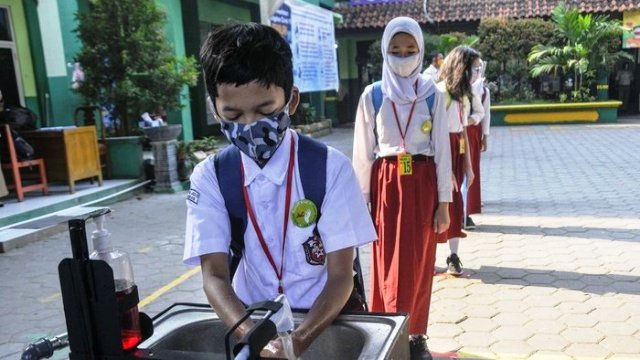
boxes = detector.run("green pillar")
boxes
[22,0,49,125]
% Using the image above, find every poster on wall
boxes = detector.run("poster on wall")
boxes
[623,11,640,49]
[271,0,339,93]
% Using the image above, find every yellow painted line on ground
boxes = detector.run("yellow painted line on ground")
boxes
[138,266,201,309]
[504,110,599,124]
[39,292,61,304]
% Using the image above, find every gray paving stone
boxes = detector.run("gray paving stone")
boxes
[455,331,498,348]
[565,343,612,358]
[489,340,535,358]
[600,336,640,354]
[561,327,605,343]
[526,334,570,352]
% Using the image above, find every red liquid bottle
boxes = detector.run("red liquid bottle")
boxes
[90,215,142,351]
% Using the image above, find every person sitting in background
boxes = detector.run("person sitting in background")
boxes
[423,51,444,80]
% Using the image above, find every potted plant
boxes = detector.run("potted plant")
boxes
[73,0,198,178]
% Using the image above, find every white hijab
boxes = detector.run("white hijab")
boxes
[381,17,434,104]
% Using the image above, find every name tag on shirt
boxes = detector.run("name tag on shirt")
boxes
[398,153,413,176]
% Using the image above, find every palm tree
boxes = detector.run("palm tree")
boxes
[528,3,631,101]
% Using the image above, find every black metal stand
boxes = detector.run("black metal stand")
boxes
[58,211,153,360]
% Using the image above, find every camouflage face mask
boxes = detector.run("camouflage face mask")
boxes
[209,97,292,165]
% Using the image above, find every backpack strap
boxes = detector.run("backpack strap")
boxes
[371,81,383,119]
[297,133,327,214]
[213,145,246,277]
[371,81,382,146]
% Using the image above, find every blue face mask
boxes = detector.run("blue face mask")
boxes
[209,97,292,164]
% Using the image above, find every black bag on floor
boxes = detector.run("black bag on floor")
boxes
[0,127,35,161]
[0,105,38,131]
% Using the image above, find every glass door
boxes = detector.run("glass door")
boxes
[0,6,25,107]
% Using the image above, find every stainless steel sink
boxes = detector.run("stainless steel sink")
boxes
[137,304,409,359]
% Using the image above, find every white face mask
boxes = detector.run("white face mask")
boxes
[387,54,420,77]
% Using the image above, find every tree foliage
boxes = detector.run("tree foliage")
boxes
[476,17,557,103]
[528,3,631,102]
[75,0,198,136]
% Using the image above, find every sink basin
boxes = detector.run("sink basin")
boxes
[136,304,409,359]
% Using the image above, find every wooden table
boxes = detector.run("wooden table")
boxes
[20,126,103,193]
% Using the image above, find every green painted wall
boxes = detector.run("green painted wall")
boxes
[49,0,84,126]
[0,0,37,100]
[22,0,48,123]
[157,0,193,141]
[198,0,252,24]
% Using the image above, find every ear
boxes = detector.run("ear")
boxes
[288,87,301,115]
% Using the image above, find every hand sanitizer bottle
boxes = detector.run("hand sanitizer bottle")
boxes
[89,214,142,350]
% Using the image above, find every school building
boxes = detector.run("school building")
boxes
[333,0,640,124]
[2,0,639,140]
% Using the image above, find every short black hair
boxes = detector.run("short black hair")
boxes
[200,23,293,101]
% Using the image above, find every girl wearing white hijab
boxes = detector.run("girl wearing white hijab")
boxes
[352,17,452,359]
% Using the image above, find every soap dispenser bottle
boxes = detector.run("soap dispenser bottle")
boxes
[89,214,142,350]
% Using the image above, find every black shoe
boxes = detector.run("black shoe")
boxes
[465,216,476,230]
[446,253,463,276]
[409,335,432,360]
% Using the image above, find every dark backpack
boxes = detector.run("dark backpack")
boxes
[0,105,38,131]
[1,127,35,161]
[214,133,367,310]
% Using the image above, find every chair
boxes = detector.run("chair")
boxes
[75,106,109,178]
[1,124,48,201]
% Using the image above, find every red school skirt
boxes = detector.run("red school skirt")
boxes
[437,132,466,243]
[369,154,438,334]
[466,123,483,215]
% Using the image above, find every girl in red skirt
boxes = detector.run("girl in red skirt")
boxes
[352,17,452,359]
[466,61,491,222]
[436,46,482,276]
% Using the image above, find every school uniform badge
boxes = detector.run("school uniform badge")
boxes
[302,230,326,266]
[291,199,318,228]
[187,189,200,204]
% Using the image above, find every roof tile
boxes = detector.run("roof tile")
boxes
[335,0,640,30]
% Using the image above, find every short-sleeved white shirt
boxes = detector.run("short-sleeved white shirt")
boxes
[184,130,377,309]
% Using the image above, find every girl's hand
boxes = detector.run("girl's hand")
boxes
[433,203,450,234]
[451,173,459,193]
[481,135,488,152]
[465,166,475,189]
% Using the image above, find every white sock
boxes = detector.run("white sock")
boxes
[449,237,460,255]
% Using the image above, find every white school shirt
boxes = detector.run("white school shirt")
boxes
[423,65,440,80]
[352,82,453,203]
[481,87,491,136]
[437,82,470,134]
[184,130,376,309]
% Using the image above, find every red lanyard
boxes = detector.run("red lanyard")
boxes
[390,80,418,150]
[391,101,417,150]
[240,136,295,294]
